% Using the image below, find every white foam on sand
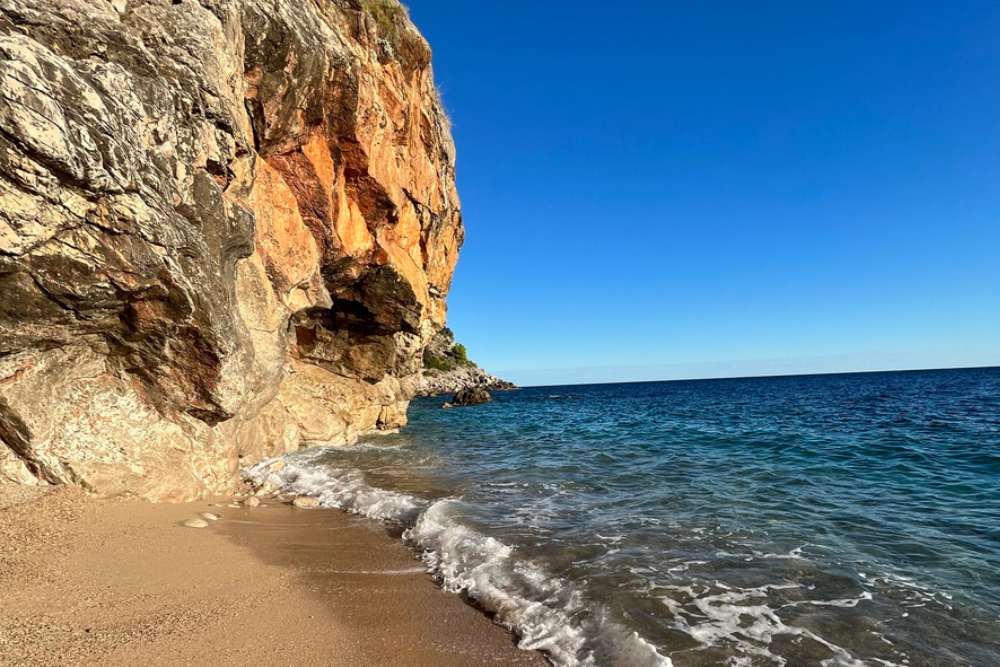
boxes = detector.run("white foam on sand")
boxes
[406,499,672,666]
[244,451,673,667]
[246,450,426,523]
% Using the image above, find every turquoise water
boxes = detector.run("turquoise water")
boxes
[254,368,1000,665]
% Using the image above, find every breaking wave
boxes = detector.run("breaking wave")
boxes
[244,451,672,667]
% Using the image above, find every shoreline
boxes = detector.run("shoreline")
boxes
[0,486,546,666]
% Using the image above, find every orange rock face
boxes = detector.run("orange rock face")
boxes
[246,159,324,307]
[0,0,464,500]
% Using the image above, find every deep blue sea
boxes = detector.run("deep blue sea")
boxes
[250,367,1000,666]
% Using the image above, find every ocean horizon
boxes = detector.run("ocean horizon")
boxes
[514,364,1000,389]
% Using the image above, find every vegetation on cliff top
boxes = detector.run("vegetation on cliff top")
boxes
[359,0,431,71]
[360,0,407,31]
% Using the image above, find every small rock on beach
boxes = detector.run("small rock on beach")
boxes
[292,496,320,509]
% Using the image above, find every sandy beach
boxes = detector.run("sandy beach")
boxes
[0,487,545,666]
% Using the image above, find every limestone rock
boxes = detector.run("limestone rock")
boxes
[0,0,463,501]
[182,518,210,529]
[419,365,516,397]
[254,481,279,497]
[292,496,320,509]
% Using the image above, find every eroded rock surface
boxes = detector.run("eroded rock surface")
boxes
[0,0,462,500]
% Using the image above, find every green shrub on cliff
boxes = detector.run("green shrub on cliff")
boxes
[423,352,455,372]
[423,341,473,371]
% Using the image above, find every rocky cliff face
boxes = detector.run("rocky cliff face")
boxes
[0,0,462,500]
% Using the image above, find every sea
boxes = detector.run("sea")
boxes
[247,367,1000,666]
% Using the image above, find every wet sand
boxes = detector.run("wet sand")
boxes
[0,487,545,666]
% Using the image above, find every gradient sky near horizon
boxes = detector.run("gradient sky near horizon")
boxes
[405,1,1000,386]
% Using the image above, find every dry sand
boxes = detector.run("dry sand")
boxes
[0,487,546,666]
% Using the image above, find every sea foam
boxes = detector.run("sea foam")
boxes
[246,450,425,523]
[244,451,672,667]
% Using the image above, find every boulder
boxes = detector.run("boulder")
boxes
[451,387,492,407]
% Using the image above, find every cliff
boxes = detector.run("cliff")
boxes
[0,0,463,501]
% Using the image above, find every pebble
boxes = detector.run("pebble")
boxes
[228,503,241,508]
[245,497,261,508]
[200,512,220,521]
[292,496,320,509]
[182,518,209,529]
[255,481,280,496]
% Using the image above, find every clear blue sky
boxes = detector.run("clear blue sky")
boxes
[406,1,1000,386]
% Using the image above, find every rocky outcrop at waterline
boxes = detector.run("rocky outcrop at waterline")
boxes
[0,0,463,501]
[445,386,492,408]
[416,327,515,396]
[420,366,516,396]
